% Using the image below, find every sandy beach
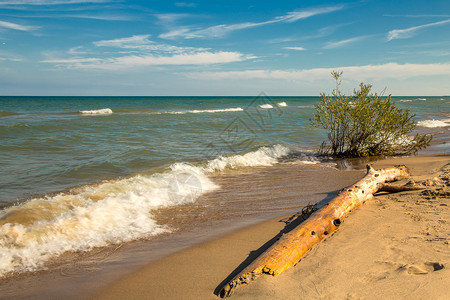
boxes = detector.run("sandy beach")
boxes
[91,154,449,300]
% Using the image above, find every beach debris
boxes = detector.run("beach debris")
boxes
[218,165,412,297]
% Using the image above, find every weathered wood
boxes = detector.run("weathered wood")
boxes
[219,165,410,297]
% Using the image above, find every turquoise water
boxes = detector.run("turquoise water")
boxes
[0,96,321,204]
[0,95,448,277]
[0,96,448,205]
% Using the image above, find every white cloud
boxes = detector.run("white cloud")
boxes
[323,36,368,49]
[159,5,344,39]
[387,19,450,41]
[93,35,153,48]
[42,51,254,69]
[155,13,192,25]
[187,63,450,81]
[65,13,133,21]
[284,46,306,51]
[0,20,38,31]
[274,6,344,23]
[92,34,208,53]
[42,57,101,63]
[0,51,23,61]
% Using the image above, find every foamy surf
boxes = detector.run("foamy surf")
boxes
[0,163,218,277]
[79,108,113,115]
[0,144,292,277]
[417,118,450,128]
[277,102,287,107]
[204,144,291,172]
[259,104,273,109]
[162,107,244,114]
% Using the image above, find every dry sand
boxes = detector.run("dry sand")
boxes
[94,155,449,300]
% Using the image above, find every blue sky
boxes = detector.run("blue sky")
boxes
[0,0,449,96]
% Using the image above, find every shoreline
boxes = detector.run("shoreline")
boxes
[0,154,448,299]
[93,154,449,299]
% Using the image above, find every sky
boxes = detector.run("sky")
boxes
[0,0,449,96]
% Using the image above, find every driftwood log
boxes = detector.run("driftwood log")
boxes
[219,165,418,297]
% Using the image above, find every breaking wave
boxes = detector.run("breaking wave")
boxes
[259,104,273,109]
[417,118,450,128]
[0,144,293,277]
[79,108,113,115]
[165,107,244,114]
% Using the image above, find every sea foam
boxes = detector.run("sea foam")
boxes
[417,119,450,128]
[79,108,113,115]
[0,144,291,277]
[167,107,244,114]
[204,144,291,172]
[259,104,273,109]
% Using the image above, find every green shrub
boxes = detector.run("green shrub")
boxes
[311,71,431,157]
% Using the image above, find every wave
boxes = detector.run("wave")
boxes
[164,107,244,114]
[0,144,293,277]
[79,108,113,115]
[204,144,291,172]
[0,110,17,117]
[259,104,273,109]
[399,99,413,102]
[417,118,450,128]
[277,102,287,107]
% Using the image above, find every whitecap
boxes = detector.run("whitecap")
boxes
[171,107,243,114]
[417,119,450,128]
[204,144,291,172]
[79,108,113,115]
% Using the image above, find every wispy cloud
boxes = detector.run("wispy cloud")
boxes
[42,34,256,69]
[0,20,38,31]
[323,36,368,49]
[159,5,344,39]
[42,51,254,70]
[93,35,153,48]
[93,34,208,53]
[0,50,23,62]
[64,13,133,21]
[186,63,450,81]
[384,14,450,18]
[387,19,450,41]
[175,2,197,8]
[284,46,306,51]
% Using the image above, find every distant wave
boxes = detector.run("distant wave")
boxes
[277,102,288,107]
[416,98,427,101]
[162,107,244,114]
[259,104,273,109]
[399,99,413,102]
[79,108,113,115]
[0,144,296,277]
[417,118,450,128]
[0,110,17,117]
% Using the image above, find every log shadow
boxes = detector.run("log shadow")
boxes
[213,189,340,297]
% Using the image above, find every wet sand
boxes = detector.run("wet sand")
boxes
[94,155,449,300]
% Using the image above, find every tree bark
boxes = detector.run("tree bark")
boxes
[219,165,410,297]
